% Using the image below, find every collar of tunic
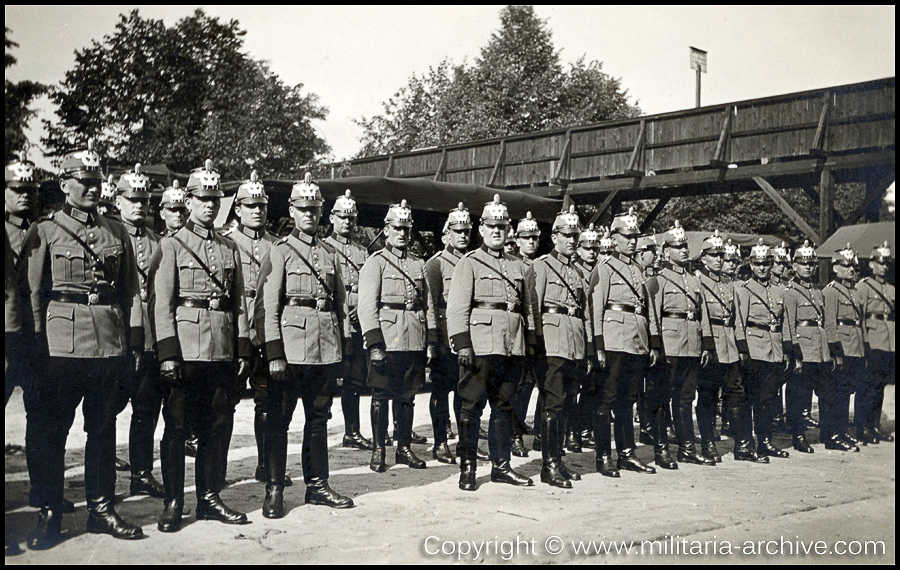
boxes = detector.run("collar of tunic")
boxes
[123,221,145,237]
[291,228,316,245]
[238,224,265,240]
[5,210,30,229]
[186,219,212,239]
[480,244,503,258]
[63,202,96,226]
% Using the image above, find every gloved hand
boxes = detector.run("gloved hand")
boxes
[793,359,803,375]
[783,354,791,372]
[596,349,607,371]
[585,357,596,376]
[369,344,387,370]
[269,358,287,382]
[426,343,438,367]
[348,307,359,326]
[160,360,183,383]
[457,347,474,370]
[739,352,750,366]
[832,355,843,371]
[700,350,711,368]
[649,349,660,368]
[132,349,143,375]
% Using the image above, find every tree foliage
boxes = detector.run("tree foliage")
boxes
[356,6,639,157]
[44,9,329,179]
[5,28,47,162]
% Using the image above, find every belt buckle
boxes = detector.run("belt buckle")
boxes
[817,319,823,328]
[88,292,100,305]
[567,306,577,317]
[405,300,414,311]
[209,297,221,310]
[686,310,695,321]
[140,288,148,302]
[316,298,327,311]
[507,302,516,313]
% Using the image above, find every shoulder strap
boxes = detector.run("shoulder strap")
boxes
[281,239,332,296]
[171,234,228,293]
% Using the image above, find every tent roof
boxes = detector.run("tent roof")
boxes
[815,222,895,259]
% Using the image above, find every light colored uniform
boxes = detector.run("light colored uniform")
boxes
[855,277,895,352]
[528,249,592,360]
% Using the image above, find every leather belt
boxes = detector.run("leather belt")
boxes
[747,320,781,332]
[606,303,641,314]
[662,310,698,321]
[49,291,117,306]
[178,297,232,311]
[836,318,860,327]
[542,305,583,319]
[245,290,256,299]
[379,301,423,312]
[866,312,895,322]
[796,319,822,327]
[473,301,520,312]
[286,297,333,311]
[709,316,734,327]
[436,300,448,310]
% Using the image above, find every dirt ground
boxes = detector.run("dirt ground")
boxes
[5,384,895,564]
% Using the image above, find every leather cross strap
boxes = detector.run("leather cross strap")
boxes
[542,257,583,310]
[658,271,701,314]
[382,254,421,299]
[742,281,779,322]
[787,281,824,320]
[282,239,332,296]
[171,234,228,293]
[332,246,360,273]
[861,279,895,313]
[605,261,645,308]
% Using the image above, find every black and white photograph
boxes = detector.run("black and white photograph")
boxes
[5,5,895,563]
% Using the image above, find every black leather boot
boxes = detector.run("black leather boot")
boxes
[28,490,75,513]
[305,478,354,508]
[130,471,165,498]
[185,435,199,458]
[458,418,478,491]
[823,433,853,451]
[343,391,374,450]
[370,399,388,472]
[539,415,571,488]
[555,420,581,481]
[432,442,456,464]
[615,410,655,474]
[396,400,426,469]
[732,402,769,463]
[802,408,819,428]
[677,442,716,466]
[158,497,184,532]
[196,492,249,524]
[858,426,879,445]
[594,411,620,477]
[86,497,144,539]
[871,426,894,442]
[734,441,769,463]
[262,484,284,519]
[792,435,814,453]
[757,439,789,458]
[511,435,529,458]
[652,408,678,470]
[701,441,722,463]
[490,460,533,486]
[115,456,131,472]
[565,429,582,453]
[27,507,62,550]
[254,410,268,480]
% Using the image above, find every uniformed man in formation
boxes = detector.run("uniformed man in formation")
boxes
[325,190,375,452]
[159,181,188,236]
[97,175,119,220]
[149,159,251,532]
[447,195,535,491]
[588,207,659,477]
[527,205,592,488]
[424,203,472,464]
[696,231,767,463]
[823,244,865,451]
[257,173,354,515]
[854,241,895,443]
[20,142,145,548]
[512,212,541,451]
[358,200,437,472]
[114,164,167,498]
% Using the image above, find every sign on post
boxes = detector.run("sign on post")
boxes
[690,46,707,73]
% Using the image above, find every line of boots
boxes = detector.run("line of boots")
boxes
[458,416,532,491]
[369,398,426,472]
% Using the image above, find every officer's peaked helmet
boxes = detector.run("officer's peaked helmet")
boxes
[515,210,538,235]
[385,199,413,227]
[60,138,103,181]
[332,189,358,217]
[290,172,323,207]
[610,206,640,236]
[553,205,582,235]
[482,195,510,225]
[187,159,223,197]
[5,157,39,189]
[236,170,268,205]
[117,163,152,199]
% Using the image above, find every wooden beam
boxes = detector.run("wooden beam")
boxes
[488,140,506,187]
[809,93,831,158]
[587,189,621,225]
[819,169,835,243]
[640,197,671,232]
[709,107,734,167]
[624,120,646,177]
[433,149,447,182]
[551,131,572,185]
[753,176,821,243]
[844,172,894,225]
[561,192,574,211]
[384,156,394,178]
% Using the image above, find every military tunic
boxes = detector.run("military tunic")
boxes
[697,270,739,364]
[855,277,895,353]
[324,234,367,331]
[124,221,161,353]
[5,210,30,261]
[589,254,659,355]
[823,279,866,437]
[225,224,276,348]
[425,246,464,347]
[529,250,592,360]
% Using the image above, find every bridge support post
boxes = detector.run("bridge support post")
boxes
[819,169,835,282]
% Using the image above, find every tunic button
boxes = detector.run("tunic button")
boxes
[89,233,94,239]
[211,265,216,270]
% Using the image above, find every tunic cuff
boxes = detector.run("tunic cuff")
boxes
[129,327,144,350]
[701,335,715,352]
[450,332,473,352]
[237,337,252,359]
[427,327,440,345]
[156,337,181,363]
[364,328,386,350]
[650,334,661,350]
[792,343,803,361]
[736,339,750,354]
[829,342,843,359]
[782,341,793,359]
[265,341,286,362]
[594,335,605,351]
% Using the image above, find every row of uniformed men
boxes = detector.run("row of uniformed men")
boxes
[5,146,895,552]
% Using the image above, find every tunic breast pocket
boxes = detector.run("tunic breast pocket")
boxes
[286,265,312,296]
[51,245,86,284]
[176,255,202,291]
[383,274,406,298]
[476,275,503,299]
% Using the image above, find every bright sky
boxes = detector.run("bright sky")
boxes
[5,5,896,172]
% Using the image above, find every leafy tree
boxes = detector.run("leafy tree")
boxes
[5,28,47,162]
[44,9,328,179]
[356,5,639,157]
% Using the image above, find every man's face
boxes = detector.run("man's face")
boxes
[793,260,816,280]
[614,232,636,256]
[480,222,508,251]
[161,206,187,231]
[833,262,856,282]
[871,259,888,278]
[292,205,321,235]
[503,240,518,257]
[636,248,656,269]
[578,244,599,265]
[116,195,149,225]
[667,243,689,266]
[751,259,772,280]
[704,251,724,273]
[448,227,470,251]
[5,185,37,216]
[384,223,411,249]
[552,230,579,257]
[237,202,267,230]
[723,259,738,275]
[517,234,538,257]
[330,213,357,237]
[772,261,787,278]
[189,195,220,227]
[61,177,101,210]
